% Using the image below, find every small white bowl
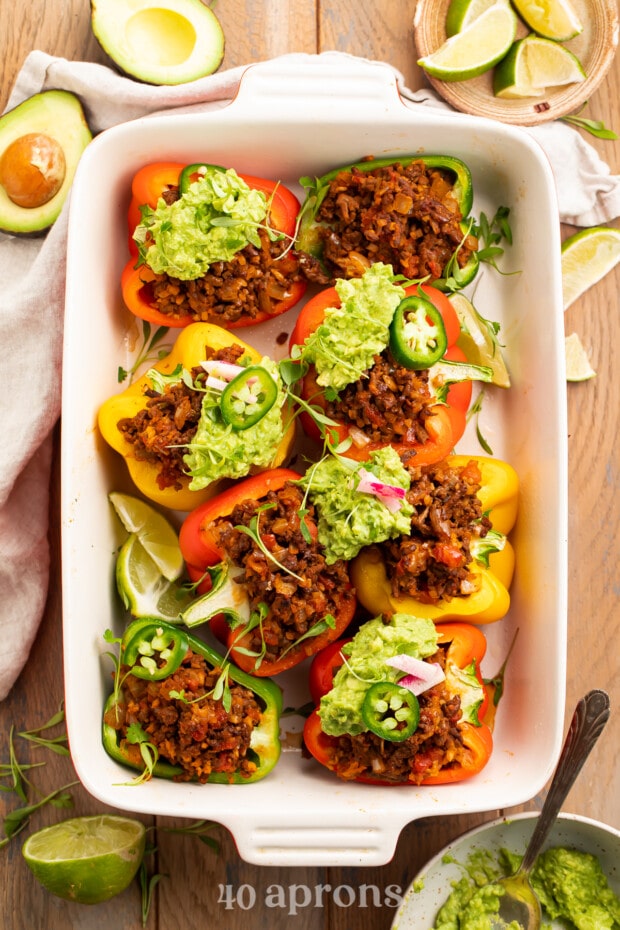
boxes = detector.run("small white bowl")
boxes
[391,811,620,929]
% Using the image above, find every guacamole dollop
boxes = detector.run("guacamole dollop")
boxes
[135,167,269,280]
[182,356,287,489]
[429,843,620,930]
[302,446,413,564]
[318,613,438,737]
[299,262,405,391]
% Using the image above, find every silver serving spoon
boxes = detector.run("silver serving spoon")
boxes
[490,688,610,930]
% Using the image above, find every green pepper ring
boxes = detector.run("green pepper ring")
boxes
[178,162,226,194]
[121,619,190,681]
[389,294,448,370]
[361,681,420,742]
[220,365,279,430]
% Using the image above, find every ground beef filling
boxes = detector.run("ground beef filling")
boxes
[106,650,263,783]
[379,458,492,603]
[328,647,469,784]
[141,185,303,324]
[117,343,245,491]
[326,348,435,445]
[208,482,353,663]
[298,160,478,284]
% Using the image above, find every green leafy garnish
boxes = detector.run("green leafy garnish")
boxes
[118,321,171,384]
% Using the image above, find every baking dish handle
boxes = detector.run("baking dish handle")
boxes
[229,52,405,119]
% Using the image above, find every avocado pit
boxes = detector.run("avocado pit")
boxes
[0,132,67,209]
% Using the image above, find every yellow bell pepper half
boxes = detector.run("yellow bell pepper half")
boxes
[98,322,296,512]
[349,455,518,625]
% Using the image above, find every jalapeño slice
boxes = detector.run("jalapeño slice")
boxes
[361,681,420,742]
[389,295,448,370]
[220,365,278,430]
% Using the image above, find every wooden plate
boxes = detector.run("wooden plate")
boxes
[412,0,619,125]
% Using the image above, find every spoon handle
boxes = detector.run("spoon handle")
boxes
[520,689,610,875]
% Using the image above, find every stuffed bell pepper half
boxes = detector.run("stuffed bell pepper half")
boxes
[288,262,495,463]
[178,468,358,676]
[294,154,479,290]
[303,614,493,785]
[98,322,296,511]
[102,619,282,784]
[349,454,518,624]
[122,161,306,329]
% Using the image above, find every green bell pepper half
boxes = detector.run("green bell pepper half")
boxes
[102,619,283,784]
[296,154,478,290]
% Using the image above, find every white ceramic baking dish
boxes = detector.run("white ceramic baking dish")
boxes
[61,53,568,867]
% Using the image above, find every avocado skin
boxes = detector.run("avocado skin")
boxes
[0,90,92,236]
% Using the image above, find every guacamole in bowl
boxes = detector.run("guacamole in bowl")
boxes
[391,813,620,930]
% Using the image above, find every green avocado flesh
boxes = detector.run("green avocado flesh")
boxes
[0,90,92,235]
[91,0,225,85]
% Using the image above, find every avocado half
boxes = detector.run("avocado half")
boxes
[0,90,92,236]
[91,0,225,85]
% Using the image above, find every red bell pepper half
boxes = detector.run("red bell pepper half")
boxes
[303,621,492,785]
[288,282,471,463]
[122,161,306,329]
[179,468,357,676]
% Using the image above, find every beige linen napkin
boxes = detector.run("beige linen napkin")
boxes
[1,49,619,701]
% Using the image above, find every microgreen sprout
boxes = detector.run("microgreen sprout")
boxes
[118,321,171,384]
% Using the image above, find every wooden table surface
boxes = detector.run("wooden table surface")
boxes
[1,2,618,928]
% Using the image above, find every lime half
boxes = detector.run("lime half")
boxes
[22,815,146,904]
[494,35,585,98]
[561,226,620,310]
[418,4,518,82]
[511,0,583,41]
[116,533,191,621]
[109,491,183,582]
[565,333,596,382]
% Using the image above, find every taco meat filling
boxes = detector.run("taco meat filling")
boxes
[208,482,354,663]
[142,186,304,325]
[327,646,470,784]
[298,159,478,284]
[117,343,245,491]
[379,457,492,603]
[326,348,435,445]
[105,649,263,783]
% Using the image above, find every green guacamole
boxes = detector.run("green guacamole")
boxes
[429,844,620,930]
[181,356,287,489]
[318,613,438,737]
[299,262,405,391]
[135,166,269,280]
[302,446,413,564]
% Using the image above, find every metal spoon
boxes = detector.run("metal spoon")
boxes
[490,688,610,930]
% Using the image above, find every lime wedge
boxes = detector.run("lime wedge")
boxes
[418,4,518,82]
[511,0,583,41]
[109,491,183,581]
[449,293,511,387]
[22,815,145,904]
[561,226,620,310]
[116,533,191,621]
[565,333,596,381]
[445,0,508,35]
[494,36,585,98]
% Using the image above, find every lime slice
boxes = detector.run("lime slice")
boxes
[494,36,585,98]
[445,0,508,34]
[22,815,145,904]
[109,491,183,581]
[561,226,620,310]
[448,293,511,387]
[511,0,583,41]
[565,333,596,381]
[116,533,191,621]
[417,4,518,82]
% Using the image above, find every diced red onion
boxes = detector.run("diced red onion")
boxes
[384,654,445,695]
[200,360,245,381]
[356,468,406,513]
[204,375,228,392]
